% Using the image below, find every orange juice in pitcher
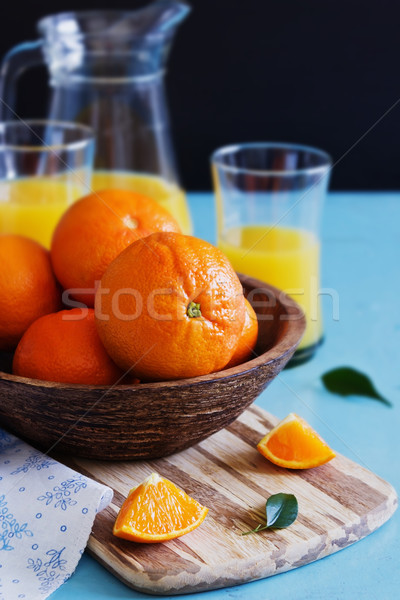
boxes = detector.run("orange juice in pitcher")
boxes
[0,2,192,234]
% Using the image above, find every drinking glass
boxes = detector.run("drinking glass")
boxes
[212,142,332,365]
[0,120,94,248]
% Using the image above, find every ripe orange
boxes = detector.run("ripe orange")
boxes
[257,413,336,469]
[113,472,208,543]
[13,308,124,385]
[225,298,258,369]
[95,231,246,381]
[51,188,181,307]
[0,235,61,350]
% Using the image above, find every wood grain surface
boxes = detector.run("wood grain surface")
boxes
[66,405,398,595]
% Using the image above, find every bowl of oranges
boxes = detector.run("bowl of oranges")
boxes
[0,189,305,460]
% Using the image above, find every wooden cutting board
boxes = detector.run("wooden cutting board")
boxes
[67,405,397,595]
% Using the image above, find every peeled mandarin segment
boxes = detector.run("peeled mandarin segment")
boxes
[257,413,336,469]
[113,472,208,543]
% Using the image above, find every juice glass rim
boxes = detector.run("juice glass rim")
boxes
[211,142,332,177]
[0,119,95,153]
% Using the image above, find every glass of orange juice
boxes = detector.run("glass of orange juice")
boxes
[0,120,94,248]
[211,143,331,365]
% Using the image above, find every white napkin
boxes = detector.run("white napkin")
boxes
[0,427,113,600]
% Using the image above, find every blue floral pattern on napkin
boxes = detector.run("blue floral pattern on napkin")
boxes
[0,428,113,599]
[11,452,56,475]
[27,546,70,594]
[0,493,33,551]
[37,476,88,511]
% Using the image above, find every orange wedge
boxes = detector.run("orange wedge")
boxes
[257,413,336,469]
[113,472,208,543]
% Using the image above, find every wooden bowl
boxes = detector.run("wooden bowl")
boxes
[0,275,305,460]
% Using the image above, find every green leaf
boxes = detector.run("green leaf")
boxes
[265,493,298,529]
[241,493,298,535]
[321,367,392,407]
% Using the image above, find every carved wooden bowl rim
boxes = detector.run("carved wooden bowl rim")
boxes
[0,274,306,390]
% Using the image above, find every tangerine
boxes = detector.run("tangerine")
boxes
[0,235,60,350]
[225,298,258,369]
[95,232,246,381]
[13,308,124,385]
[257,413,336,469]
[113,472,208,543]
[51,188,181,307]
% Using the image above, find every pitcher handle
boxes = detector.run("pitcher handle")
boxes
[0,40,44,120]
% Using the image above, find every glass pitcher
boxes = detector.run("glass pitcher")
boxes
[0,0,192,233]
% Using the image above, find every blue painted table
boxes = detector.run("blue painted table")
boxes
[53,192,400,599]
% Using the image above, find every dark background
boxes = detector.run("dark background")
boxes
[1,0,400,191]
